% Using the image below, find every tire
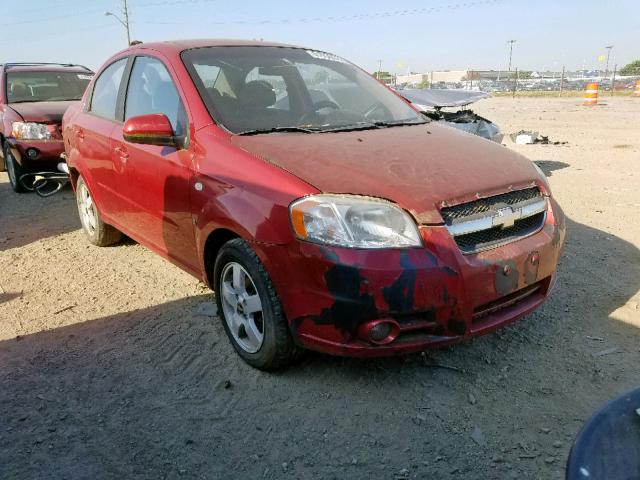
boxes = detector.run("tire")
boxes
[4,144,27,193]
[0,142,6,173]
[214,238,301,370]
[76,175,122,246]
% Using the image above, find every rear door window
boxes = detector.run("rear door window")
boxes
[89,58,127,121]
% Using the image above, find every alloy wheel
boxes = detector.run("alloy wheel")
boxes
[220,262,265,354]
[78,182,98,234]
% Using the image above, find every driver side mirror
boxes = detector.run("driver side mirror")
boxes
[123,113,180,148]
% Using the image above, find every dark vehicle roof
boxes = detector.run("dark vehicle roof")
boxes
[2,63,93,74]
[125,39,302,55]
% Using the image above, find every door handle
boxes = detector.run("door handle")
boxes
[114,146,129,161]
[76,128,84,140]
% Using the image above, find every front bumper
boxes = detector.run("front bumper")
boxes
[258,198,566,357]
[7,138,65,171]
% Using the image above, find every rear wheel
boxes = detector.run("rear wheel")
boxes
[76,175,122,246]
[214,238,301,370]
[0,142,6,172]
[4,144,27,193]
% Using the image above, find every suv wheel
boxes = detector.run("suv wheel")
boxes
[4,144,27,193]
[76,175,122,246]
[214,238,301,370]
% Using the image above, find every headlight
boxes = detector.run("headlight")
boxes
[11,122,52,140]
[290,194,422,249]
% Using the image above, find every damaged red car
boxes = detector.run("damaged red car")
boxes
[63,40,565,370]
[0,63,93,192]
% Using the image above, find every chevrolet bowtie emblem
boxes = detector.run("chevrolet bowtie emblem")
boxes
[494,206,518,229]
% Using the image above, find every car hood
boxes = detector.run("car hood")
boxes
[398,89,489,108]
[8,101,78,123]
[231,123,541,224]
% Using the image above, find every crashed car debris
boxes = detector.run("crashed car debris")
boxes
[63,40,565,370]
[398,88,504,143]
[509,130,568,145]
[0,62,93,193]
[18,160,70,197]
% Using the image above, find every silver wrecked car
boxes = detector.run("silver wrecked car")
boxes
[397,88,503,143]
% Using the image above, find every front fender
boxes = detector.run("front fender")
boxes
[195,179,295,251]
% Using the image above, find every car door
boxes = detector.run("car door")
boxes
[73,57,129,221]
[112,55,199,273]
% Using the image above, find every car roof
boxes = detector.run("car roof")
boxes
[126,38,303,55]
[2,63,93,74]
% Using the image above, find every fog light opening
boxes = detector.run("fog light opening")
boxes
[359,319,400,345]
[26,148,39,159]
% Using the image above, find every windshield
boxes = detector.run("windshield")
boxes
[182,46,425,134]
[6,71,93,103]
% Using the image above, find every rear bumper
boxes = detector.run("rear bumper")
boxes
[257,198,566,358]
[7,138,64,170]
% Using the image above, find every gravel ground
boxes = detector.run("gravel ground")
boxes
[0,96,638,479]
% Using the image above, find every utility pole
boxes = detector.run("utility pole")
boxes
[123,0,130,46]
[377,59,382,80]
[604,45,613,91]
[507,39,516,72]
[559,65,565,97]
[105,0,131,46]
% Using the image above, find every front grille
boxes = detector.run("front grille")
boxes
[441,187,540,222]
[441,187,546,254]
[454,212,545,253]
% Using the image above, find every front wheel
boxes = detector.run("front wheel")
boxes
[4,144,27,193]
[214,238,301,370]
[76,175,122,246]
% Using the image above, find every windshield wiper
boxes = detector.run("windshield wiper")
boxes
[319,119,429,133]
[236,125,319,135]
[372,119,430,127]
[319,122,382,133]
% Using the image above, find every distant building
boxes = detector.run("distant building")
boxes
[395,73,429,86]
[396,70,501,86]
[430,70,469,83]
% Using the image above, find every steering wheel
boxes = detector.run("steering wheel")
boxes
[299,100,341,123]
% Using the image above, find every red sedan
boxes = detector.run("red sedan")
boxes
[0,63,93,192]
[62,40,565,370]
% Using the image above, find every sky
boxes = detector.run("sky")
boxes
[0,0,637,74]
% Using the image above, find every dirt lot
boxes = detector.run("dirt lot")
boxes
[1,96,638,479]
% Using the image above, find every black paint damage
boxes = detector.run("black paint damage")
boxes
[292,249,433,339]
[382,251,416,312]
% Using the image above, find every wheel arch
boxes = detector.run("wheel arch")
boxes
[203,227,242,287]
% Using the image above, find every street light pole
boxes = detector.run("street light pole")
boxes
[105,0,131,46]
[604,45,614,90]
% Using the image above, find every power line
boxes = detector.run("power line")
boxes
[138,0,504,26]
[0,8,105,27]
[135,0,219,6]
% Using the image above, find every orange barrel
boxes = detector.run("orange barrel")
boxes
[634,80,640,97]
[583,82,599,106]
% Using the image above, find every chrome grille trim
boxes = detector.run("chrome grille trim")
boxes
[441,187,548,254]
[446,197,547,237]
